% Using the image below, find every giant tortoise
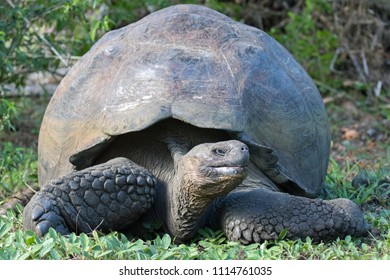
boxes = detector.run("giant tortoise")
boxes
[23,4,369,244]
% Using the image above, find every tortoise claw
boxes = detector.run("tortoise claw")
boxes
[23,191,70,236]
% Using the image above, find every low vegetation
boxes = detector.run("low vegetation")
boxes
[0,0,389,260]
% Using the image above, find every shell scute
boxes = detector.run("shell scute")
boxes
[38,5,330,197]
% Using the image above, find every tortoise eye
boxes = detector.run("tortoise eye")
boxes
[213,148,227,156]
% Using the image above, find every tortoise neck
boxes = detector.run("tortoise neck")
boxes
[166,164,212,242]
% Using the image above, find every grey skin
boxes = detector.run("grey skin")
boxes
[23,5,370,244]
[24,120,369,244]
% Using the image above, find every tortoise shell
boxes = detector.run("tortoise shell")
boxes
[38,4,330,197]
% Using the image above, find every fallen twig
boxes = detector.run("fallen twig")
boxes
[370,21,384,51]
[0,186,37,216]
[361,48,369,77]
[330,47,343,74]
[343,43,368,84]
[374,80,382,97]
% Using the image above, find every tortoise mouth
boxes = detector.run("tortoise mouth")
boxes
[211,165,248,177]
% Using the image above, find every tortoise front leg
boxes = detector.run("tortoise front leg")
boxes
[219,188,370,244]
[23,157,157,236]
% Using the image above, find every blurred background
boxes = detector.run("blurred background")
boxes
[0,0,389,198]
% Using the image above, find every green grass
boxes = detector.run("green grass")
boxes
[0,159,389,260]
[0,98,389,260]
[0,142,37,198]
[325,159,390,205]
[0,0,388,261]
[0,208,388,260]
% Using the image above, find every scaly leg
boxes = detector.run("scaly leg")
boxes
[23,157,157,236]
[219,188,370,244]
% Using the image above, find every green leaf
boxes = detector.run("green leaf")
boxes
[25,234,36,246]
[0,222,12,239]
[96,250,113,259]
[92,230,100,243]
[50,248,62,260]
[161,234,171,250]
[89,20,100,42]
[159,251,176,260]
[127,240,147,252]
[278,228,288,240]
[39,238,55,258]
[18,251,32,260]
[80,233,90,249]
[48,228,58,240]
[361,243,368,252]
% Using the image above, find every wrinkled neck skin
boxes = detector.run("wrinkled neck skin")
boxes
[162,137,252,242]
[157,137,207,241]
[166,157,215,241]
[127,149,215,242]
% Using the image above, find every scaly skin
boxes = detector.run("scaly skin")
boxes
[166,140,249,242]
[23,140,250,241]
[23,135,370,243]
[23,158,157,236]
[219,188,370,244]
